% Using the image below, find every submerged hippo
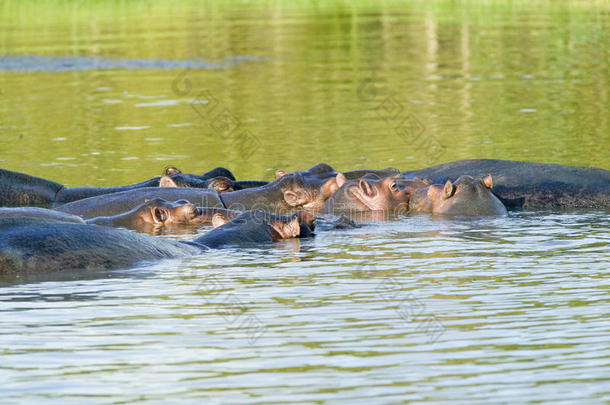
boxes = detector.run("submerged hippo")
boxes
[402,159,610,209]
[86,198,243,233]
[86,198,204,231]
[408,174,508,216]
[55,187,224,218]
[0,210,316,274]
[0,166,238,206]
[160,166,268,191]
[322,174,427,216]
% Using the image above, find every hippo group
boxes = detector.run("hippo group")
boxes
[1,159,608,275]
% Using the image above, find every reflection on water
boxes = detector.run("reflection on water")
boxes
[1,0,609,403]
[0,55,266,71]
[1,212,609,403]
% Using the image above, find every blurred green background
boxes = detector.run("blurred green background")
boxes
[1,0,608,187]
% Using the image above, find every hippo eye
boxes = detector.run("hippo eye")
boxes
[389,182,398,192]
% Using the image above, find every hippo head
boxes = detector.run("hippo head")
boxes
[160,174,234,193]
[197,209,315,248]
[323,174,426,215]
[158,166,236,192]
[274,163,345,211]
[408,174,508,216]
[135,198,204,226]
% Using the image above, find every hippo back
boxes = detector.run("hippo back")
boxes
[0,218,199,274]
[0,168,64,207]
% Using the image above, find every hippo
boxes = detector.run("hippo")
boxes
[0,166,238,206]
[86,198,244,233]
[200,210,316,248]
[160,166,268,191]
[408,174,508,216]
[86,198,205,231]
[402,159,610,209]
[55,187,224,218]
[0,210,316,274]
[322,173,427,216]
[341,167,401,180]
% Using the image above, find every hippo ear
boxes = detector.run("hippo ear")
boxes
[207,177,234,193]
[359,179,376,198]
[482,173,493,189]
[443,180,455,199]
[212,213,230,228]
[275,170,287,179]
[336,173,347,188]
[159,176,178,188]
[283,190,307,207]
[152,207,169,223]
[164,166,181,176]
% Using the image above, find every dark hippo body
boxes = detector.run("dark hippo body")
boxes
[0,168,64,206]
[0,210,315,274]
[402,159,610,209]
[0,217,201,274]
[55,188,224,219]
[197,210,315,249]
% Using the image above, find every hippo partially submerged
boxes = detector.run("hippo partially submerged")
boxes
[322,174,424,216]
[160,166,268,191]
[0,210,316,274]
[408,174,508,216]
[402,159,610,209]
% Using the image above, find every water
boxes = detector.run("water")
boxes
[1,1,609,403]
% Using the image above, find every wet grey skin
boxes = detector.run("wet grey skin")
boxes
[402,159,610,210]
[0,210,315,274]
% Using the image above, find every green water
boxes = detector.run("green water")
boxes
[1,1,609,404]
[1,0,608,187]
